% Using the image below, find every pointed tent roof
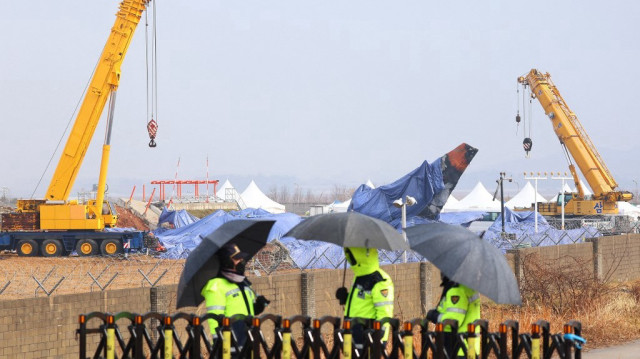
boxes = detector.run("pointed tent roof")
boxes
[579,180,593,196]
[505,181,547,209]
[442,194,461,211]
[550,183,577,202]
[215,179,241,201]
[365,179,376,189]
[241,180,286,214]
[457,182,501,211]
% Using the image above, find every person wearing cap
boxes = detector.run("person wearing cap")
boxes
[426,274,480,358]
[335,247,394,347]
[202,242,270,346]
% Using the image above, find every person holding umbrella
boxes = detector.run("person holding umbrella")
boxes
[201,243,270,346]
[426,274,480,358]
[335,247,394,347]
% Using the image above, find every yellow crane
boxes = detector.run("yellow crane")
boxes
[517,69,633,216]
[1,0,152,256]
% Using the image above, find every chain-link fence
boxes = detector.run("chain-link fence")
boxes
[0,254,184,299]
[485,215,640,250]
[1,215,639,300]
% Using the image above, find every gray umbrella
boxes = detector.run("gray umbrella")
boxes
[284,212,409,250]
[406,222,522,305]
[176,219,275,309]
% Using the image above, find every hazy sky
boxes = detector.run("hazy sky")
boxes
[2,0,640,200]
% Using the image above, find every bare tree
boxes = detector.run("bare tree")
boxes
[279,185,290,203]
[304,189,315,203]
[268,186,278,202]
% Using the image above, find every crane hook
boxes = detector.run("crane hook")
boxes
[523,137,532,156]
[147,118,158,148]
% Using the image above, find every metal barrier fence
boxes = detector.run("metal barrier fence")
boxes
[77,312,584,359]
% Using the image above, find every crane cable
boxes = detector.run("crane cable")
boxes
[31,60,99,199]
[145,0,158,147]
[519,81,533,157]
[515,82,521,135]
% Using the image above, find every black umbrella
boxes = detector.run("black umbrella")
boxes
[176,219,276,309]
[406,222,521,305]
[284,212,409,251]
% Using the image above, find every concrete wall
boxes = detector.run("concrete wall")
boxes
[1,234,640,358]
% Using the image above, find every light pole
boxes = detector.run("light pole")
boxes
[524,172,547,233]
[493,172,512,234]
[551,172,573,230]
[393,195,417,262]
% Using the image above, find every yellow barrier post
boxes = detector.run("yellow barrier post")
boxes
[466,323,476,359]
[222,317,232,359]
[531,323,541,359]
[282,319,292,359]
[164,316,173,359]
[343,320,352,359]
[106,315,115,359]
[403,322,413,359]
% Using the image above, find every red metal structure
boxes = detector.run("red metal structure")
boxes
[150,180,219,201]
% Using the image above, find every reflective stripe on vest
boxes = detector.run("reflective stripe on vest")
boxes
[207,305,226,311]
[226,288,241,297]
[446,307,467,314]
[469,293,480,303]
[374,301,394,307]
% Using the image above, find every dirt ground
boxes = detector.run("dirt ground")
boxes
[115,204,150,230]
[0,202,172,298]
[0,252,184,299]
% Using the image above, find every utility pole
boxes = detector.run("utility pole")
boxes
[493,172,512,234]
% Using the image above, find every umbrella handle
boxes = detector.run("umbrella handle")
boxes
[341,259,347,312]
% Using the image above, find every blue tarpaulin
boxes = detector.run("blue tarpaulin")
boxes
[155,208,302,259]
[157,208,199,229]
[482,207,602,251]
[349,160,445,229]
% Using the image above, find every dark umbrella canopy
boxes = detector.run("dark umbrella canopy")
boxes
[406,222,521,305]
[176,219,276,309]
[284,212,409,250]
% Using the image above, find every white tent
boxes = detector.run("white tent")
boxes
[214,179,240,201]
[457,182,501,211]
[330,199,351,213]
[617,202,640,218]
[441,195,462,212]
[506,181,547,209]
[241,180,286,214]
[549,183,574,202]
[579,180,593,196]
[365,179,376,189]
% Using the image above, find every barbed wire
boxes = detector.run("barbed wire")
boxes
[1,218,638,299]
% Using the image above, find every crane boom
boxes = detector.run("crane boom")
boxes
[517,69,632,215]
[16,0,150,231]
[46,0,148,202]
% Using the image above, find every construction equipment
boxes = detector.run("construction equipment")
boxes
[0,0,151,256]
[516,69,633,216]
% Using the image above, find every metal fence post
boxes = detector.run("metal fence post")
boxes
[134,315,145,359]
[77,315,87,359]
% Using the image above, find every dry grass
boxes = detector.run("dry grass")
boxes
[483,253,640,349]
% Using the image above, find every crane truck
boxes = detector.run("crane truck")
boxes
[0,0,152,256]
[516,69,633,216]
